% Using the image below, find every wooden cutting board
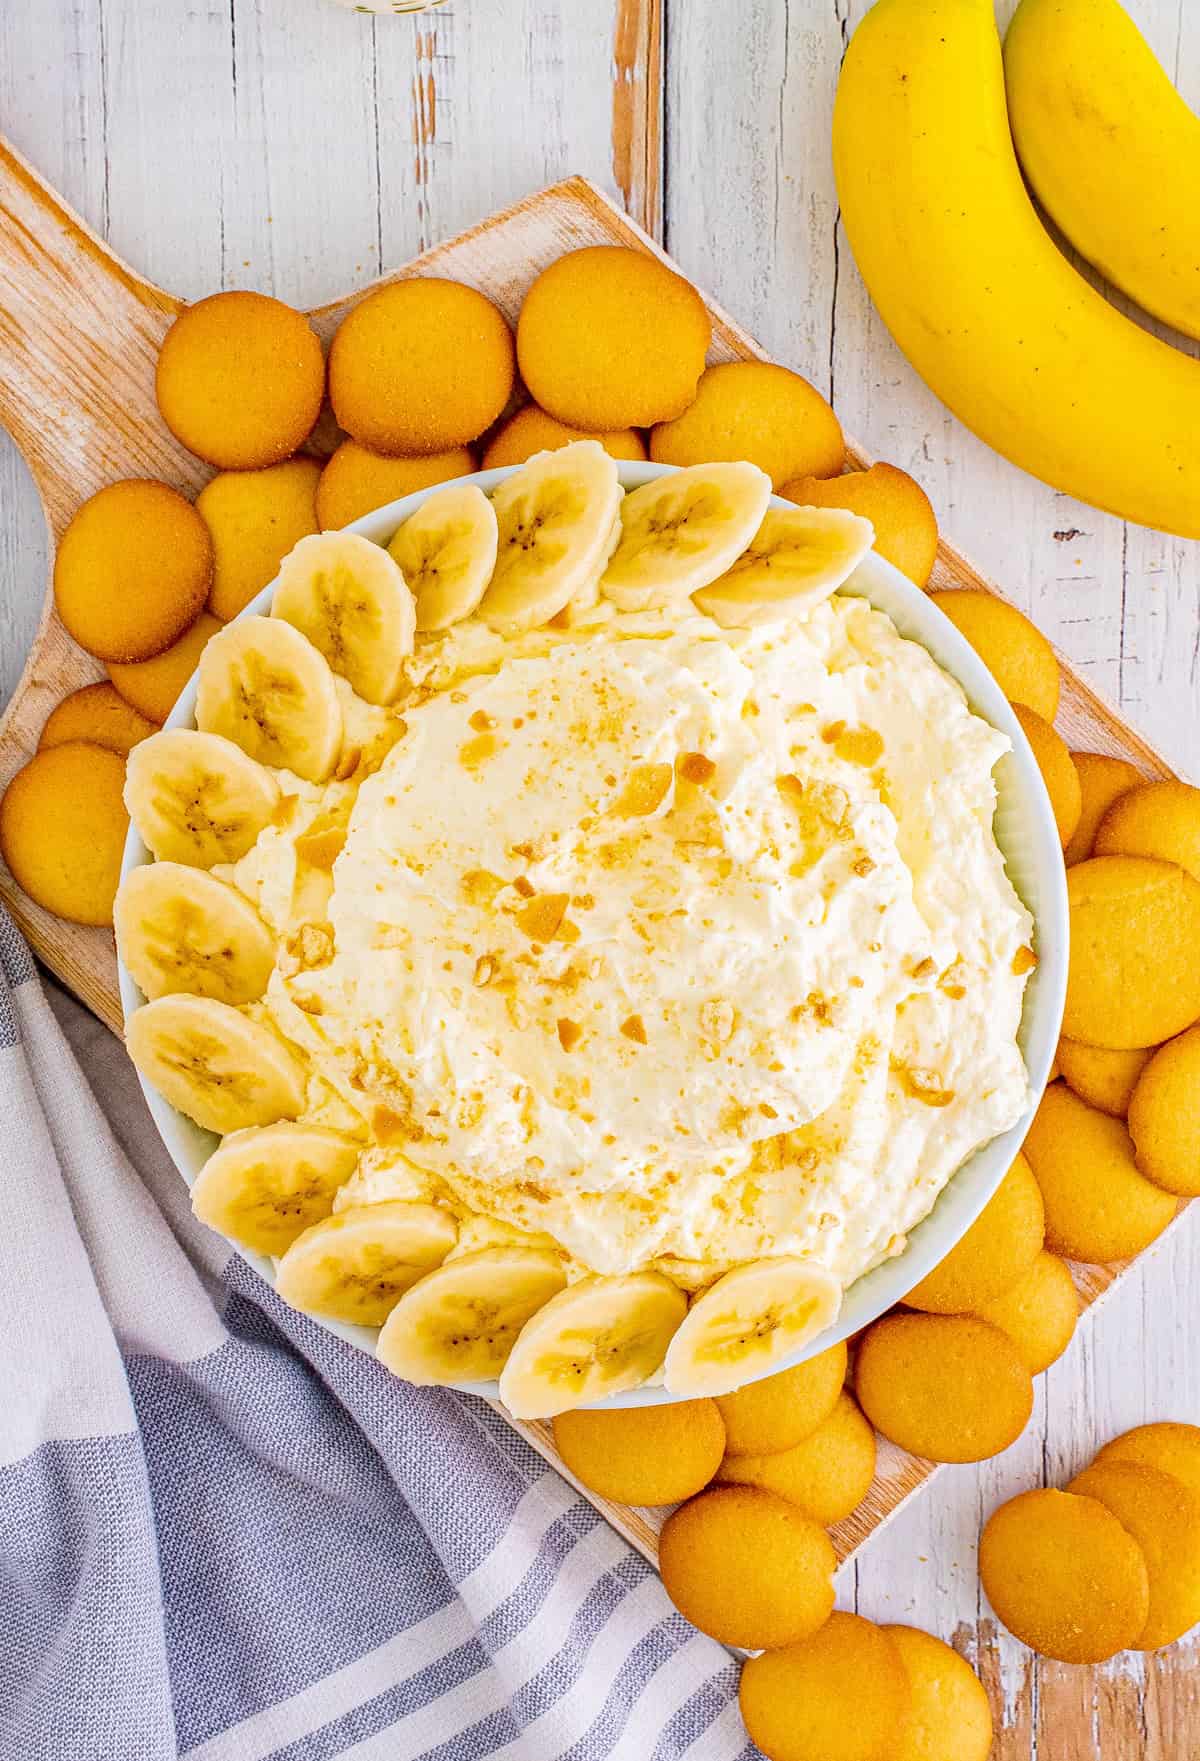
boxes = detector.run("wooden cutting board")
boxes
[0,133,1185,1569]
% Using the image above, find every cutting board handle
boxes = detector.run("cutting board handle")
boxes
[0,137,203,535]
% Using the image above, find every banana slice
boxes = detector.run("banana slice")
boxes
[477,441,622,636]
[126,994,307,1136]
[116,861,275,1005]
[662,1257,842,1397]
[693,505,875,628]
[445,1215,561,1261]
[125,729,280,868]
[388,484,498,633]
[192,1122,361,1255]
[275,1199,457,1327]
[600,462,772,611]
[498,1270,688,1420]
[272,531,415,706]
[376,1246,566,1386]
[196,615,343,783]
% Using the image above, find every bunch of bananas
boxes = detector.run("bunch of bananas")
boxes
[833,0,1200,538]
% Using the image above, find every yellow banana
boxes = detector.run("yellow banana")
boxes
[1005,0,1200,343]
[832,0,1200,538]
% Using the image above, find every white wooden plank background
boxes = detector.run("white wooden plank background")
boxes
[2,1,1197,1751]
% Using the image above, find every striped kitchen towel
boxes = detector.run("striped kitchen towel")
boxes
[0,913,752,1761]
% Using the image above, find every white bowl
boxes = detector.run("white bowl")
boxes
[120,461,1068,1408]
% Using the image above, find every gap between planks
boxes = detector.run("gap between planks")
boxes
[611,0,664,240]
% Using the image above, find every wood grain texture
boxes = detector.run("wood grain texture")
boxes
[611,0,663,238]
[0,140,195,1032]
[1,2,1198,1752]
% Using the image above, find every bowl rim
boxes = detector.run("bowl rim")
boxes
[119,458,1068,1409]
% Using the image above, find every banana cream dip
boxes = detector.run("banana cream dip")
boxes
[241,593,1034,1293]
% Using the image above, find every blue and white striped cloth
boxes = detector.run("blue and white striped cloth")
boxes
[0,914,753,1760]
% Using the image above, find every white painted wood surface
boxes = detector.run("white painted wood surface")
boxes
[2,0,1197,1747]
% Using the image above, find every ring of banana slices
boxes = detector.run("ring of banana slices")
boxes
[120,444,872,1419]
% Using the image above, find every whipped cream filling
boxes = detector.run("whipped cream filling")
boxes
[247,594,1033,1288]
